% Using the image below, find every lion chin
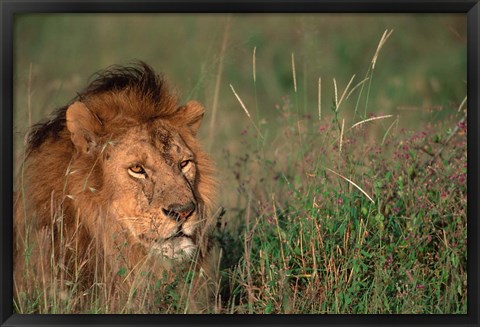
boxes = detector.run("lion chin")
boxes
[152,237,197,260]
[138,226,199,261]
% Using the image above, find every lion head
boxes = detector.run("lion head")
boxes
[14,63,217,303]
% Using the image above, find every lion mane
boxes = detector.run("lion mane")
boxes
[13,62,218,310]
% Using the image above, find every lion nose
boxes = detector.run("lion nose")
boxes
[163,201,196,222]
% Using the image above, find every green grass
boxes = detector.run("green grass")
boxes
[214,106,467,313]
[13,14,467,314]
[213,60,467,313]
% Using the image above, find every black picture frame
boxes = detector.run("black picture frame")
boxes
[1,1,478,326]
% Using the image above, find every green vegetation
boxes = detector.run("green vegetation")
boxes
[14,14,467,314]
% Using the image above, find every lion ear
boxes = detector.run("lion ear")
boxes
[179,100,205,136]
[66,102,102,155]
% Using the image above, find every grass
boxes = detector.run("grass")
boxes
[13,14,467,314]
[213,56,467,313]
[215,110,467,313]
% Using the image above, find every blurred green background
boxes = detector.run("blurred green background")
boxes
[14,13,467,195]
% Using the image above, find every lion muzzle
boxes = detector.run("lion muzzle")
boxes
[162,201,196,222]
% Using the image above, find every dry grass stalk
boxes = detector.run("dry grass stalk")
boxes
[209,16,231,139]
[336,74,356,110]
[230,84,251,119]
[252,46,256,83]
[230,84,264,139]
[339,119,345,152]
[318,77,322,120]
[350,114,393,129]
[27,63,33,127]
[272,194,288,272]
[344,77,369,102]
[372,29,394,70]
[243,196,254,313]
[333,78,338,110]
[457,95,467,112]
[325,167,375,203]
[291,53,297,93]
[381,116,399,145]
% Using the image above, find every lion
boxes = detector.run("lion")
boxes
[13,62,219,313]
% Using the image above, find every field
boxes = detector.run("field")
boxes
[13,14,467,314]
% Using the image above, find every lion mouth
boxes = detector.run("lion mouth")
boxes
[166,230,193,241]
[138,229,192,243]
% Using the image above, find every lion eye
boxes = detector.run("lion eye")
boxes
[128,164,146,179]
[180,160,191,171]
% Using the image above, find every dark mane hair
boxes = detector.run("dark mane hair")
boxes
[79,62,166,104]
[25,61,170,154]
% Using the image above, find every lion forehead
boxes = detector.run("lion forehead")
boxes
[148,125,192,160]
[116,124,189,161]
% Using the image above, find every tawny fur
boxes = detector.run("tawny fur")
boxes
[14,62,218,312]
